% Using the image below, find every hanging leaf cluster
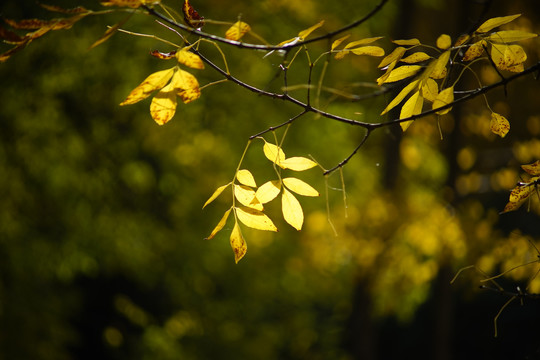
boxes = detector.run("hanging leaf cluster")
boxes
[203,140,319,263]
[502,160,540,213]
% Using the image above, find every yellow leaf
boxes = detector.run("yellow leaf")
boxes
[298,20,324,40]
[350,46,385,57]
[331,35,350,51]
[171,69,201,103]
[282,177,319,197]
[235,207,277,232]
[490,44,526,72]
[263,142,286,167]
[463,40,486,61]
[508,183,534,203]
[504,44,527,66]
[150,82,177,125]
[120,68,175,105]
[420,78,438,102]
[378,46,406,68]
[454,34,470,47]
[399,91,424,131]
[175,49,204,69]
[430,50,450,79]
[436,34,452,50]
[89,17,130,49]
[522,161,540,176]
[392,38,421,46]
[101,0,148,8]
[203,183,230,208]
[281,157,317,171]
[490,112,510,137]
[344,36,383,49]
[206,208,231,240]
[281,188,303,230]
[225,21,251,41]
[400,52,431,64]
[234,184,263,210]
[230,220,247,263]
[486,30,537,43]
[255,180,281,204]
[236,169,257,187]
[334,50,349,60]
[381,79,420,115]
[432,86,454,115]
[380,65,422,84]
[476,14,521,33]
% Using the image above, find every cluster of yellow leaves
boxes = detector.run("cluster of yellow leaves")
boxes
[120,48,203,125]
[502,160,540,213]
[332,36,385,60]
[204,140,319,263]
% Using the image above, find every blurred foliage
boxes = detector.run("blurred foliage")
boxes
[1,0,540,359]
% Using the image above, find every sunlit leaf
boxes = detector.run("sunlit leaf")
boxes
[263,142,286,167]
[175,49,204,69]
[150,82,177,125]
[281,188,303,230]
[486,30,537,43]
[234,184,263,211]
[430,50,450,79]
[420,78,438,102]
[504,45,527,66]
[436,34,452,50]
[432,86,454,115]
[236,169,257,187]
[225,21,251,41]
[39,4,89,14]
[281,157,317,171]
[502,183,534,213]
[522,161,540,176]
[255,180,281,204]
[331,34,350,51]
[400,52,431,64]
[206,208,231,240]
[380,65,422,84]
[350,46,385,57]
[343,37,383,49]
[381,79,420,115]
[490,112,510,138]
[476,14,521,33]
[230,220,247,263]
[282,177,319,197]
[235,207,278,232]
[89,16,130,49]
[491,44,526,72]
[172,69,201,103]
[183,0,204,28]
[392,38,421,46]
[203,183,230,208]
[298,20,324,40]
[463,40,486,61]
[120,68,175,105]
[378,46,406,68]
[400,91,423,131]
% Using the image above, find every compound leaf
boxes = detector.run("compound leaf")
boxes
[486,30,537,43]
[234,184,263,211]
[436,34,452,50]
[381,79,420,115]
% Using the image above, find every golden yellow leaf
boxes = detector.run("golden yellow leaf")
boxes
[282,177,319,197]
[463,40,486,61]
[120,68,175,106]
[235,207,278,232]
[378,46,406,68]
[400,52,431,64]
[486,30,537,43]
[420,78,438,102]
[331,35,350,51]
[392,38,421,46]
[344,37,383,49]
[399,91,424,131]
[171,69,201,103]
[380,65,422,84]
[432,86,454,115]
[230,220,247,263]
[263,142,286,167]
[206,208,231,240]
[281,188,303,230]
[203,183,230,208]
[476,14,521,33]
[504,44,527,66]
[381,79,420,115]
[453,34,470,47]
[175,49,204,69]
[281,157,317,171]
[350,46,385,57]
[255,180,281,204]
[298,20,324,40]
[430,51,450,79]
[150,82,177,125]
[236,169,257,187]
[234,184,263,211]
[490,112,510,137]
[522,161,540,176]
[225,21,251,41]
[436,34,452,50]
[334,50,349,60]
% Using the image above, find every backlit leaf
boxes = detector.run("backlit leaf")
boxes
[263,142,286,167]
[235,207,278,232]
[331,35,350,51]
[504,45,527,66]
[381,79,420,115]
[430,51,450,79]
[236,169,257,187]
[378,46,406,68]
[282,177,319,197]
[172,69,201,103]
[400,52,431,64]
[436,34,452,50]
[486,30,537,43]
[399,91,423,131]
[298,20,324,40]
[392,38,421,46]
[490,112,510,137]
[203,183,230,208]
[350,46,385,57]
[420,78,438,102]
[380,65,422,84]
[120,68,175,105]
[476,14,520,33]
[230,221,247,263]
[463,40,486,61]
[255,180,281,204]
[150,82,177,125]
[282,188,303,230]
[343,37,383,49]
[206,208,231,240]
[175,49,204,69]
[522,161,540,176]
[234,184,263,211]
[432,86,454,115]
[225,21,251,41]
[281,157,317,171]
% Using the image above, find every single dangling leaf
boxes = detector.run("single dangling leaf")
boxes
[230,220,247,263]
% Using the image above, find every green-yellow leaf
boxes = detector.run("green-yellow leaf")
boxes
[487,30,537,43]
[399,91,424,131]
[522,160,540,176]
[392,38,421,46]
[281,188,303,230]
[255,180,281,204]
[230,220,247,263]
[400,52,431,64]
[263,142,286,167]
[298,20,324,40]
[281,157,317,171]
[381,79,420,115]
[150,82,177,125]
[234,184,263,211]
[476,14,521,33]
[236,169,257,187]
[225,21,251,41]
[378,46,406,68]
[380,65,422,84]
[235,207,278,232]
[203,183,230,208]
[432,86,454,115]
[344,36,383,49]
[175,49,204,69]
[331,34,350,51]
[283,177,319,197]
[350,46,385,57]
[420,78,438,102]
[120,68,175,105]
[436,34,452,50]
[206,208,231,240]
[463,40,486,61]
[490,112,510,137]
